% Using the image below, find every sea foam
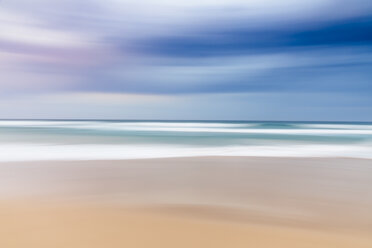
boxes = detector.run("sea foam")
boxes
[1,120,371,161]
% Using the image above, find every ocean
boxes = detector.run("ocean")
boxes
[0,120,372,161]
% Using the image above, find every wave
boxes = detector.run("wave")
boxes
[1,143,371,161]
[0,120,92,127]
[298,124,372,130]
[0,121,251,129]
[55,126,372,135]
[2,121,372,135]
[122,122,250,127]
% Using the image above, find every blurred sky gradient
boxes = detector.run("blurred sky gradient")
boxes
[1,0,372,120]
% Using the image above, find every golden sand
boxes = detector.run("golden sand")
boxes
[1,157,372,247]
[1,202,372,248]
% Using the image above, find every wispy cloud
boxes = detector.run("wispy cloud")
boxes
[0,0,371,120]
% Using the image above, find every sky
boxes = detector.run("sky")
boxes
[0,0,372,121]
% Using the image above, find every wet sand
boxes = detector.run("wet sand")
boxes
[1,157,372,247]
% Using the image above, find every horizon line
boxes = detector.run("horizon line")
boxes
[0,118,371,123]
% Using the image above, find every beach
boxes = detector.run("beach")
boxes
[1,157,372,247]
[3,0,372,245]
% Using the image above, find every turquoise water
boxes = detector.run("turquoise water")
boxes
[0,120,372,161]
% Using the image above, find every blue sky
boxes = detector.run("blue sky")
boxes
[0,0,371,120]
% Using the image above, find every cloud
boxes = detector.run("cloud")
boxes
[72,46,372,95]
[0,0,372,120]
[48,92,173,105]
[0,92,371,121]
[134,15,372,58]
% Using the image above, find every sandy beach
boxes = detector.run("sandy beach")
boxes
[1,157,372,247]
[3,0,372,244]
